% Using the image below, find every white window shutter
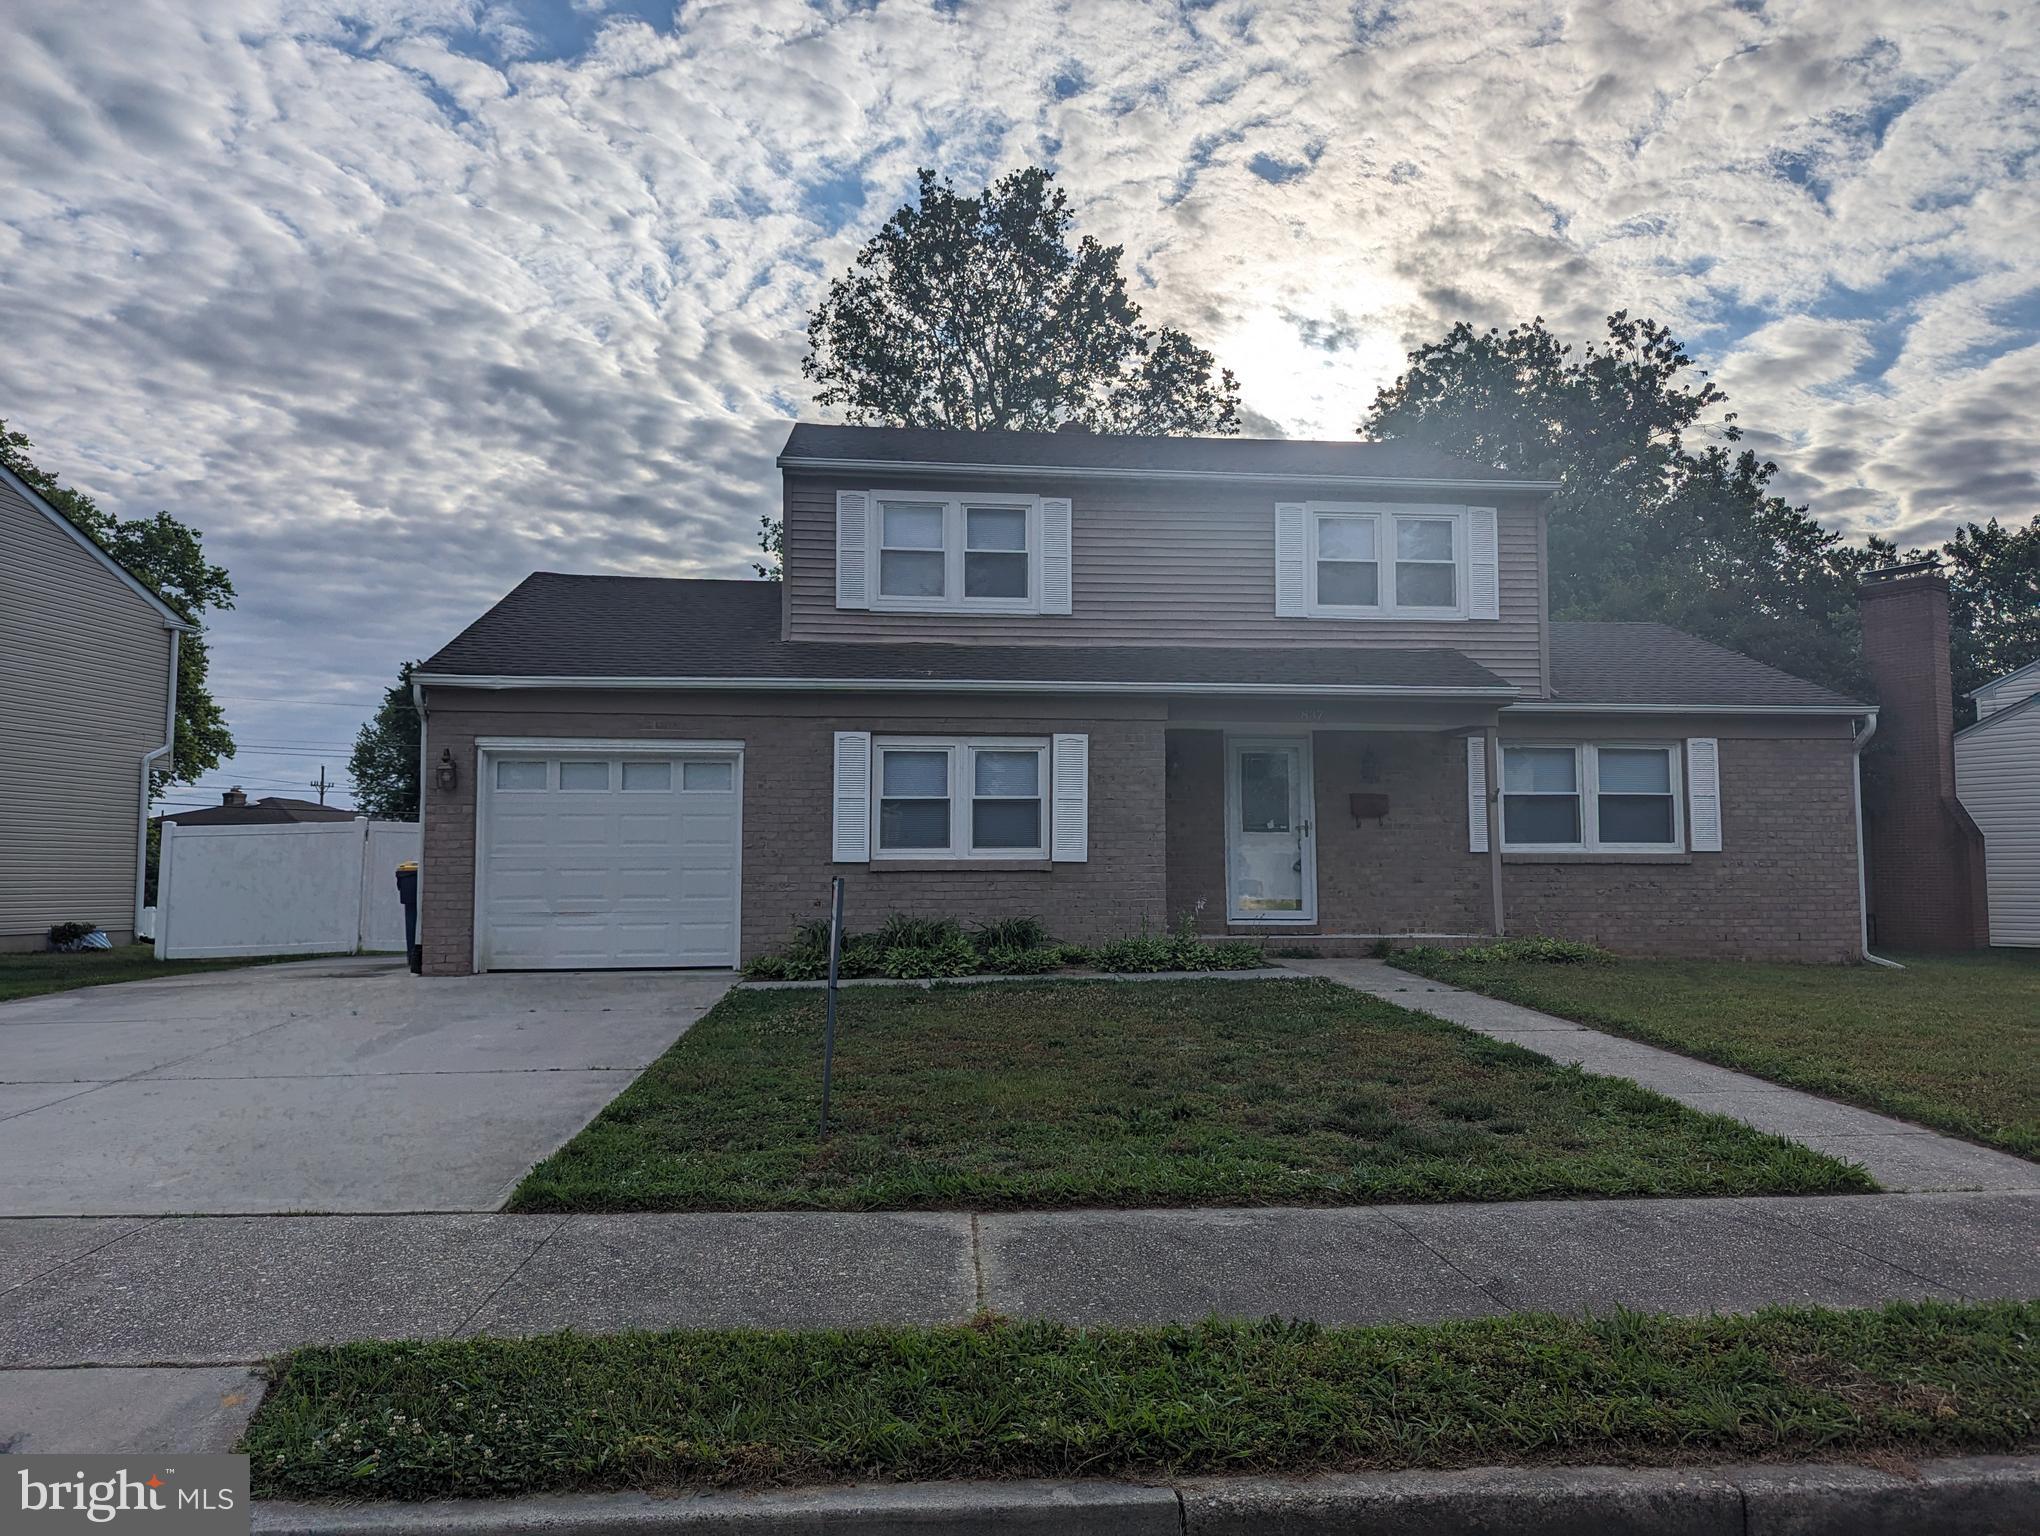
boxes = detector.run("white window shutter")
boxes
[1274,503,1308,616]
[1467,506,1500,620]
[1687,737,1722,852]
[1467,735,1490,853]
[832,731,872,862]
[1051,734,1089,862]
[835,491,870,609]
[1039,497,1073,614]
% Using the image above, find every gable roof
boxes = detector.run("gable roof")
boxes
[778,422,1558,490]
[0,461,191,630]
[417,575,1515,696]
[1972,657,2040,699]
[1544,622,1868,711]
[1956,690,2040,741]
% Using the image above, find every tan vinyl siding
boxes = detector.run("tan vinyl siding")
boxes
[784,473,1550,693]
[0,479,174,942]
[1955,706,2040,946]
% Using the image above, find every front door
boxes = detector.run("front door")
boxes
[1225,736,1316,923]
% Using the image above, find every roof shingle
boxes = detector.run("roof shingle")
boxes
[1548,622,1866,709]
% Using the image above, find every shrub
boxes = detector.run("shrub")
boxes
[972,915,1047,954]
[883,934,980,979]
[1094,933,1179,972]
[47,921,102,949]
[874,913,964,950]
[981,944,1061,975]
[1403,937,1616,968]
[1044,943,1095,968]
[1202,941,1267,971]
[741,954,791,981]
[1369,937,1396,959]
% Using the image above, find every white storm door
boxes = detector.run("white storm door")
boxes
[1225,737,1316,923]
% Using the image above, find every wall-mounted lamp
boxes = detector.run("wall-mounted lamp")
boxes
[435,748,459,793]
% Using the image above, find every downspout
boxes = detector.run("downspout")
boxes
[136,627,181,939]
[412,674,429,956]
[1483,721,1505,938]
[1852,711,1902,969]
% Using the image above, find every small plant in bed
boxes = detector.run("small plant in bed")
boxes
[741,911,1268,981]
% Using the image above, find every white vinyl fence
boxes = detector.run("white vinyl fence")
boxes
[154,818,421,959]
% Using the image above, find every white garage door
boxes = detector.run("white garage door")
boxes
[479,749,741,970]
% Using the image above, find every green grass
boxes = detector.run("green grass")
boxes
[0,944,333,1004]
[241,1301,2039,1500]
[508,979,1870,1211]
[1391,950,2040,1158]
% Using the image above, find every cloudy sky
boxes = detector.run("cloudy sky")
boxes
[3,0,2035,812]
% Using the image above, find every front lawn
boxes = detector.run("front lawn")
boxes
[509,979,1869,1211]
[1391,950,2040,1157]
[0,944,325,1004]
[243,1301,2038,1500]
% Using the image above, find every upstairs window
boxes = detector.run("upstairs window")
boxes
[1306,504,1468,618]
[871,492,1039,612]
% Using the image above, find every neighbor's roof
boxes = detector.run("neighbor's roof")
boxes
[778,422,1558,489]
[1547,622,1868,711]
[161,797,357,826]
[1972,657,2040,698]
[417,575,1515,696]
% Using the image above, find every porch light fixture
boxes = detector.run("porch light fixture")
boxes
[435,748,459,793]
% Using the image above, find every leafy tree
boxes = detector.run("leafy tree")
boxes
[804,167,1240,435]
[1,418,234,790]
[1361,315,1884,697]
[348,662,422,820]
[754,514,782,581]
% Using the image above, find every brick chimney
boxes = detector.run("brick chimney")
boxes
[221,786,247,808]
[1857,563,1989,951]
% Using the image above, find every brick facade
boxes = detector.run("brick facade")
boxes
[420,690,1865,972]
[418,689,1168,975]
[1501,735,1863,961]
[1857,572,1990,951]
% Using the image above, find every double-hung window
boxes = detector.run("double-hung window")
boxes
[874,738,1049,859]
[1307,504,1466,617]
[872,492,1039,611]
[1501,743,1682,852]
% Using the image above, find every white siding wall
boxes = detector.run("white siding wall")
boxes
[1955,704,2040,947]
[0,479,175,945]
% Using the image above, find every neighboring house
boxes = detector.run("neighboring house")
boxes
[1955,660,2040,947]
[0,462,188,951]
[160,787,357,827]
[411,423,1877,975]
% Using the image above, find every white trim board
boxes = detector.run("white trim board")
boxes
[777,454,1559,493]
[419,673,1519,700]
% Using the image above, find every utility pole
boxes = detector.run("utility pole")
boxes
[310,765,331,805]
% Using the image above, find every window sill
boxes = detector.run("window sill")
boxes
[868,858,1054,873]
[1502,852,1693,865]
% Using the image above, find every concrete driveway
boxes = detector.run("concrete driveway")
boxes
[0,958,732,1216]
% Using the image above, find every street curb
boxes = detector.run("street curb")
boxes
[252,1456,2040,1536]
[737,968,1289,990]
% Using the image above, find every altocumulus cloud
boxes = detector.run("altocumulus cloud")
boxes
[0,0,2033,805]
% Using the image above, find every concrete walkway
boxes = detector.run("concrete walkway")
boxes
[1285,958,2040,1194]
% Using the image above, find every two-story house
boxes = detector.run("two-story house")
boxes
[410,423,1876,974]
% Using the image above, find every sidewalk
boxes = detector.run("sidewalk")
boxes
[1284,958,2040,1193]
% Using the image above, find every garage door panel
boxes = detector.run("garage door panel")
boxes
[481,752,739,970]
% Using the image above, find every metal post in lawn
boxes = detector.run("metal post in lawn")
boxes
[818,875,845,1141]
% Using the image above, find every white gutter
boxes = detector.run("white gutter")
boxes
[776,455,1560,493]
[136,628,180,939]
[1505,701,1873,717]
[411,672,1519,700]
[1851,711,1902,970]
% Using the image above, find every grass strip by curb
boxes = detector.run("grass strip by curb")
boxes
[242,1301,2038,1501]
[1388,951,2040,1158]
[0,945,353,1004]
[508,979,1871,1212]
